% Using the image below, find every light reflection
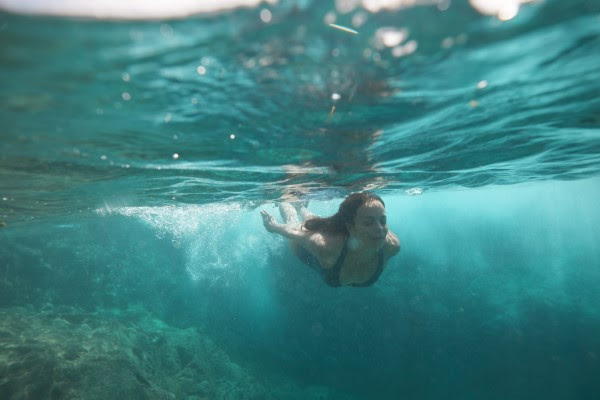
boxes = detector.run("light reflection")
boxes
[160,24,173,37]
[441,37,454,49]
[498,2,519,21]
[0,0,279,19]
[391,40,417,57]
[361,0,421,13]
[455,33,467,44]
[324,11,337,24]
[259,8,272,23]
[375,27,408,48]
[468,0,537,21]
[336,0,360,14]
[352,11,368,27]
[437,0,450,11]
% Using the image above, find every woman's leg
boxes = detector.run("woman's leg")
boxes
[278,203,299,224]
[293,202,317,221]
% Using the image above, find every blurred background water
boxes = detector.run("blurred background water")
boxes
[1,1,599,399]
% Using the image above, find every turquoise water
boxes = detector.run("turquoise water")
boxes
[1,0,600,399]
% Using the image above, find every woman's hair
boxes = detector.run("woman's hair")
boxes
[303,192,385,234]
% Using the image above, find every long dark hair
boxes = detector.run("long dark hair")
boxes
[303,192,385,234]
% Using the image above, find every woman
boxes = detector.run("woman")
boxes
[260,192,400,287]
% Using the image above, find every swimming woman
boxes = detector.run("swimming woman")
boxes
[260,192,400,287]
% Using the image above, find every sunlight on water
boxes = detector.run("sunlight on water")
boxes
[0,0,274,19]
[469,0,538,21]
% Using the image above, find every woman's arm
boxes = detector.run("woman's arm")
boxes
[261,210,307,240]
[261,210,330,259]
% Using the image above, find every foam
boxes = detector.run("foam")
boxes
[95,203,279,286]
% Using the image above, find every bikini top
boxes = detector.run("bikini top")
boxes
[320,240,385,287]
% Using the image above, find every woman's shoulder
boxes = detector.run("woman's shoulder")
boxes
[384,231,401,257]
[303,228,346,253]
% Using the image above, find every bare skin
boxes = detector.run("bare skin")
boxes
[261,200,400,286]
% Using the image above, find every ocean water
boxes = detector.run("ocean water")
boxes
[1,0,600,399]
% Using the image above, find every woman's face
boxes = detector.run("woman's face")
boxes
[347,200,388,246]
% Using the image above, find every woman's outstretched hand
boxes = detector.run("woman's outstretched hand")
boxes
[260,210,278,232]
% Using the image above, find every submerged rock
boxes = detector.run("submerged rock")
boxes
[0,306,267,400]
